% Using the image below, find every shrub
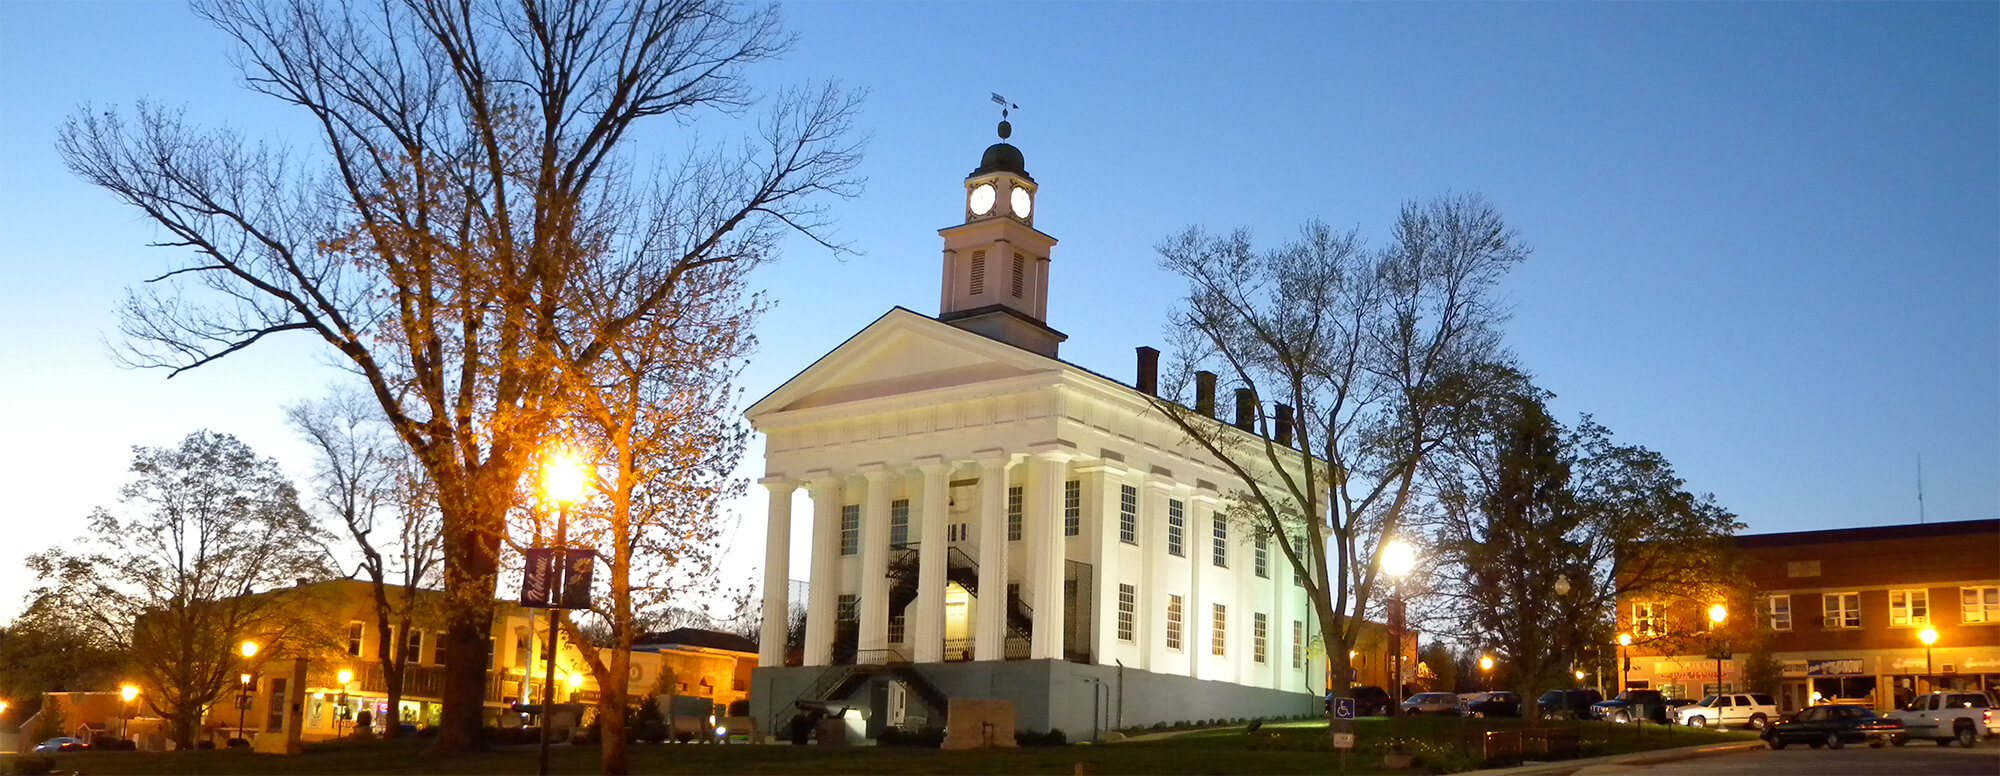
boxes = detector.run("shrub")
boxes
[726,699,750,717]
[877,727,944,748]
[197,740,216,750]
[226,737,249,748]
[1013,728,1068,747]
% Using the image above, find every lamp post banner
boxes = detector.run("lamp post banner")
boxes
[521,548,558,608]
[559,550,597,610]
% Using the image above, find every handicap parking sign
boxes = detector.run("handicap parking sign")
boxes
[1334,697,1355,719]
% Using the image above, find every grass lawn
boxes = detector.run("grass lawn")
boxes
[3,718,1757,775]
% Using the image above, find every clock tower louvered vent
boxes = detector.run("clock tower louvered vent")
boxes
[938,118,1066,357]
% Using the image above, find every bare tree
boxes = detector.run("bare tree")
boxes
[22,431,333,748]
[59,0,861,753]
[1150,194,1527,718]
[289,388,443,739]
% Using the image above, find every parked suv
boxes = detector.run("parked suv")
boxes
[1538,689,1603,720]
[1592,689,1669,723]
[1672,693,1777,730]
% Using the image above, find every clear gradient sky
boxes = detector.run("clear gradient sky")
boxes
[2,2,1994,620]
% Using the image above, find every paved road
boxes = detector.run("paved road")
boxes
[1569,738,2000,775]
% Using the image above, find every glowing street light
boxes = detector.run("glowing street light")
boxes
[541,449,589,506]
[1380,539,1416,713]
[536,446,593,776]
[1918,627,1939,691]
[1709,604,1728,694]
[240,640,259,658]
[1479,655,1495,672]
[336,668,355,739]
[119,684,139,740]
[1617,633,1633,694]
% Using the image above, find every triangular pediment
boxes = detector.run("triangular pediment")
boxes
[746,308,1058,423]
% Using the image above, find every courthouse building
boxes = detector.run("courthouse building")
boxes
[747,124,1331,738]
[1617,519,1999,713]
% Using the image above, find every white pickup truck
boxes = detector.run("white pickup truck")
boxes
[1886,691,1995,747]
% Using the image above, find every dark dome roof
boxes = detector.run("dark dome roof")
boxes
[972,142,1033,180]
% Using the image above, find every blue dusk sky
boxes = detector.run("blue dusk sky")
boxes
[1,2,1994,620]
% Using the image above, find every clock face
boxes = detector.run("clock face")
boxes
[1011,187,1032,219]
[968,183,996,216]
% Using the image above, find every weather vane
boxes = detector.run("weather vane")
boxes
[991,93,1018,139]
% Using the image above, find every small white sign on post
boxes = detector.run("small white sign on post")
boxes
[1332,732,1356,749]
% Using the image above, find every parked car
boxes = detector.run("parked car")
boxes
[1538,688,1603,720]
[1591,689,1669,723]
[1401,692,1462,715]
[1350,686,1394,716]
[1459,691,1521,718]
[33,737,89,753]
[1886,691,1995,747]
[1671,693,1778,730]
[1761,704,1905,749]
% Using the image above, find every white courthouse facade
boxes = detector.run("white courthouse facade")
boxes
[747,125,1320,738]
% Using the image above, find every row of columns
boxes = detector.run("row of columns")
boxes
[754,452,1307,689]
[758,451,1074,668]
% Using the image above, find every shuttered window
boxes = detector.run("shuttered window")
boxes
[970,249,986,295]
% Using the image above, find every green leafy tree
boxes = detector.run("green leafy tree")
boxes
[22,431,333,748]
[1425,377,1741,722]
[59,0,862,757]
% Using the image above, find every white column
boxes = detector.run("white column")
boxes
[759,478,796,667]
[1028,452,1069,660]
[973,454,1011,661]
[803,474,844,667]
[913,459,951,663]
[1082,463,1117,666]
[1142,477,1171,674]
[857,467,893,660]
[1186,489,1209,681]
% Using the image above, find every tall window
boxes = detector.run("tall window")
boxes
[1063,480,1081,537]
[1632,602,1662,637]
[1211,604,1228,656]
[1166,594,1184,650]
[888,615,905,644]
[1965,586,2000,623]
[1254,535,1269,578]
[1118,484,1138,544]
[1117,584,1136,643]
[1253,612,1268,664]
[1822,592,1861,629]
[837,594,859,623]
[1890,589,1930,627]
[347,622,364,657]
[1293,535,1307,586]
[1767,594,1792,632]
[969,249,986,295]
[1166,499,1185,557]
[889,499,910,547]
[515,631,532,668]
[1007,486,1023,541]
[1011,253,1025,297]
[1212,517,1228,568]
[1292,621,1304,668]
[840,505,860,555]
[433,632,447,665]
[406,628,424,664]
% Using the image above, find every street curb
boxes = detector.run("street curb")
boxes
[1467,739,1764,776]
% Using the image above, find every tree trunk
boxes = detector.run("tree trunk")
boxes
[431,511,503,754]
[171,710,197,751]
[599,646,631,775]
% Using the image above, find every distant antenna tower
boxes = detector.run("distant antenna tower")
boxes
[1917,454,1926,524]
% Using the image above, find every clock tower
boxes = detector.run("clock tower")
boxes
[938,119,1066,357]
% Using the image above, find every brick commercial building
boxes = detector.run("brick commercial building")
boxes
[1618,519,1999,713]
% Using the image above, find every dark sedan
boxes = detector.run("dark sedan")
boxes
[1459,691,1521,718]
[1761,704,1906,749]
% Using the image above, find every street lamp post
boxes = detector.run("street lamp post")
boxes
[1918,627,1938,693]
[237,640,259,744]
[537,450,588,776]
[1617,633,1632,695]
[1708,604,1728,695]
[336,668,354,739]
[119,684,139,741]
[1380,539,1416,711]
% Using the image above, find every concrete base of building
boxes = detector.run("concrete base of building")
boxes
[751,659,1317,742]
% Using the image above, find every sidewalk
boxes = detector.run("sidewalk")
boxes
[1469,740,1764,776]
